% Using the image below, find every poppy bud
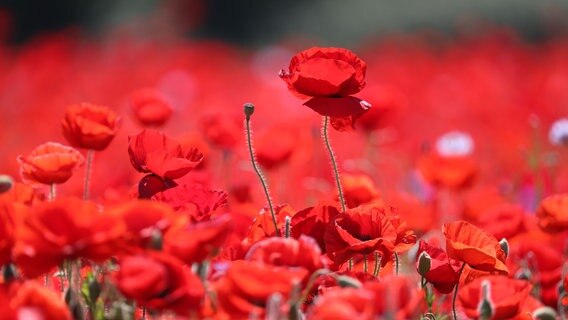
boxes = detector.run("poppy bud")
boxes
[0,174,13,194]
[477,280,494,320]
[150,229,163,251]
[243,102,255,120]
[533,306,558,320]
[417,251,432,277]
[499,238,509,259]
[335,275,362,288]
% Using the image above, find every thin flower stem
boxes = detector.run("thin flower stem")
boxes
[49,184,56,201]
[394,252,400,275]
[83,149,94,200]
[284,216,291,238]
[348,258,353,271]
[373,252,382,277]
[244,103,280,237]
[321,116,346,212]
[452,263,466,320]
[363,255,368,273]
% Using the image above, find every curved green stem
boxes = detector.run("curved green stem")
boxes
[321,116,346,212]
[244,109,280,237]
[452,263,466,320]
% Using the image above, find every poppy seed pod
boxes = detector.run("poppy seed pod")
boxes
[417,251,432,277]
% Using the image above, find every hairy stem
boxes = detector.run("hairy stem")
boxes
[321,116,346,212]
[83,150,94,200]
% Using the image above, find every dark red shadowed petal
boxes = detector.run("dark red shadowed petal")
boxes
[304,96,371,118]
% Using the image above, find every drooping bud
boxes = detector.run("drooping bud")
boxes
[243,103,255,120]
[477,280,494,320]
[417,251,432,277]
[335,275,362,288]
[0,175,13,194]
[499,238,509,259]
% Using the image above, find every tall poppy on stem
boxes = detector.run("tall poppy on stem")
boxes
[280,47,371,212]
[62,103,120,200]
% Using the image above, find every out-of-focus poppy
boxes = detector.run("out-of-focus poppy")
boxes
[214,260,308,318]
[307,287,375,320]
[113,252,204,316]
[443,220,508,274]
[198,112,242,150]
[364,275,421,319]
[536,194,568,233]
[9,280,72,320]
[61,102,120,151]
[279,47,371,130]
[245,235,325,277]
[324,203,397,265]
[13,197,125,278]
[458,276,532,319]
[129,88,173,127]
[245,204,295,245]
[0,198,15,266]
[416,240,462,294]
[476,204,527,240]
[18,142,84,185]
[128,129,203,180]
[0,182,44,205]
[341,174,381,209]
[417,153,477,189]
[255,124,297,170]
[164,214,233,265]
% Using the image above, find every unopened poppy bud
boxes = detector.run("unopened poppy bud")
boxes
[417,251,432,276]
[499,238,509,259]
[0,175,13,194]
[243,103,255,120]
[533,306,558,320]
[477,280,494,320]
[150,229,163,251]
[335,275,362,288]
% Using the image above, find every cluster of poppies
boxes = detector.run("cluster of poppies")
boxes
[0,21,568,320]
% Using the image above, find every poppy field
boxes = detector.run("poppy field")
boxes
[1,17,568,320]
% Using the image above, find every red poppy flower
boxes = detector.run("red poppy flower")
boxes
[9,281,72,320]
[13,197,126,278]
[198,112,242,150]
[128,129,203,180]
[113,252,204,316]
[152,182,228,222]
[255,124,297,170]
[364,275,420,319]
[130,88,173,127]
[164,214,233,265]
[417,153,477,189]
[307,287,375,320]
[324,203,397,265]
[476,204,527,240]
[458,276,532,319]
[0,198,16,266]
[280,47,371,130]
[0,181,44,205]
[61,102,120,151]
[291,201,341,253]
[443,220,508,274]
[536,194,568,233]
[416,240,462,294]
[341,174,381,209]
[110,199,179,249]
[245,235,325,277]
[214,260,308,318]
[18,142,84,185]
[245,204,296,244]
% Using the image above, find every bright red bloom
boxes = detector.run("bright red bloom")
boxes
[245,204,295,244]
[18,142,84,185]
[280,47,371,130]
[536,194,568,233]
[8,281,72,320]
[198,112,242,150]
[130,88,173,127]
[255,124,297,170]
[61,102,119,150]
[0,198,16,266]
[113,252,204,316]
[245,235,325,277]
[364,275,420,319]
[476,204,527,240]
[416,240,462,294]
[324,203,397,265]
[443,221,508,274]
[417,153,477,189]
[291,201,341,253]
[13,197,125,278]
[128,129,203,180]
[307,287,375,320]
[215,260,308,318]
[164,214,233,265]
[341,174,381,209]
[458,276,532,319]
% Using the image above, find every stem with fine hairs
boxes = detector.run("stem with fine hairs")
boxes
[321,116,346,212]
[83,149,94,200]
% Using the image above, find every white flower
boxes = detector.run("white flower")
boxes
[435,131,474,157]
[549,118,568,146]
